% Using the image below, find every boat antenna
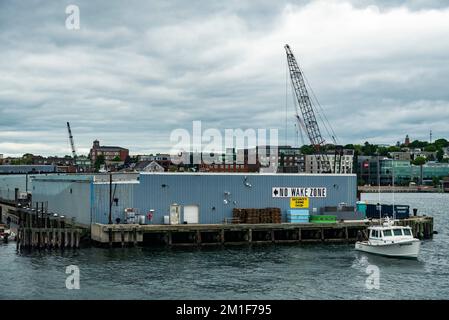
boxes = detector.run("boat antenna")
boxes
[377,153,382,225]
[392,159,395,221]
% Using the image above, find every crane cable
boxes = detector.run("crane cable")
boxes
[303,72,338,145]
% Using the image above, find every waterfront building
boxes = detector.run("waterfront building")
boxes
[390,152,411,161]
[89,140,129,163]
[305,150,354,174]
[357,157,449,185]
[0,172,357,227]
[0,165,56,174]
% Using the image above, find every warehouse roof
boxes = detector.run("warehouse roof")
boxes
[139,172,356,177]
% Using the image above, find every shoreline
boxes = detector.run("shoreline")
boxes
[358,186,447,193]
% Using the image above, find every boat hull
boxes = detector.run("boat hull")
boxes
[355,240,421,259]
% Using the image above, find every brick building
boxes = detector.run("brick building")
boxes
[89,140,129,163]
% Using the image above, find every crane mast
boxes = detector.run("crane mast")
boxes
[67,122,77,162]
[285,44,332,173]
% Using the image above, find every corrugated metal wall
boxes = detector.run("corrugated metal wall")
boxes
[92,182,137,224]
[133,173,357,225]
[31,175,92,226]
[0,174,33,200]
[2,172,357,226]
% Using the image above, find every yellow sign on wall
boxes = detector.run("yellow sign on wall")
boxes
[290,197,309,208]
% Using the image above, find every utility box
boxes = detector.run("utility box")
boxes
[124,208,138,224]
[169,204,180,225]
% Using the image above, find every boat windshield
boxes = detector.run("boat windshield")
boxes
[383,230,393,237]
[393,229,403,236]
[403,229,412,236]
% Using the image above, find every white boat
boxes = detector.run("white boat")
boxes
[0,224,16,242]
[355,218,421,259]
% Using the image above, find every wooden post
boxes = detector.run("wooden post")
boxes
[46,230,50,248]
[167,231,172,246]
[75,230,80,249]
[70,230,74,248]
[121,229,125,248]
[26,229,29,248]
[65,230,69,248]
[345,227,349,242]
[271,230,275,243]
[52,229,56,248]
[133,228,137,246]
[58,229,62,248]
[39,230,43,249]
[31,229,35,248]
[16,229,20,251]
[196,230,201,245]
[321,228,325,242]
[109,228,113,248]
[220,229,225,244]
[248,229,252,243]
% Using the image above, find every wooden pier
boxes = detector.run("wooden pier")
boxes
[1,198,86,250]
[91,216,434,247]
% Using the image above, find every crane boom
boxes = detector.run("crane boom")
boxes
[67,122,77,161]
[285,44,332,173]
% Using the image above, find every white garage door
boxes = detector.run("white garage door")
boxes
[183,205,199,224]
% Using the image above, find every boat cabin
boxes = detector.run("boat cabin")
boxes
[368,225,414,244]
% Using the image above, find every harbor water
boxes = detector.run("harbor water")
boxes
[1,193,448,300]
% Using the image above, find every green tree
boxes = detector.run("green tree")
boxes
[300,145,315,155]
[424,145,437,152]
[387,146,401,153]
[377,147,389,157]
[361,142,377,156]
[432,176,441,187]
[112,156,121,162]
[21,153,34,165]
[409,140,429,149]
[353,144,362,156]
[437,149,444,162]
[95,155,105,170]
[434,138,449,149]
[412,156,426,166]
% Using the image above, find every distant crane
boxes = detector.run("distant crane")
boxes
[285,44,333,173]
[66,122,77,162]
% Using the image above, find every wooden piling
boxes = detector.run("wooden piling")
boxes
[70,230,74,248]
[64,230,69,248]
[196,230,201,245]
[167,231,172,246]
[108,228,113,248]
[75,231,80,249]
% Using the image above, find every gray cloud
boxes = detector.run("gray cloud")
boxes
[1,0,449,156]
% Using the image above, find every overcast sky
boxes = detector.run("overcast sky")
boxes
[1,0,449,157]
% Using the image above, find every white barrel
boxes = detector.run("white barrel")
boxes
[164,215,170,225]
[138,215,146,225]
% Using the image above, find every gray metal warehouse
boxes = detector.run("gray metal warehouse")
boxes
[132,172,357,225]
[2,172,358,226]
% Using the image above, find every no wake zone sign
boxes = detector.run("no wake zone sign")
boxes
[272,187,327,198]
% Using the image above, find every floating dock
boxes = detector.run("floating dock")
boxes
[91,216,433,247]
